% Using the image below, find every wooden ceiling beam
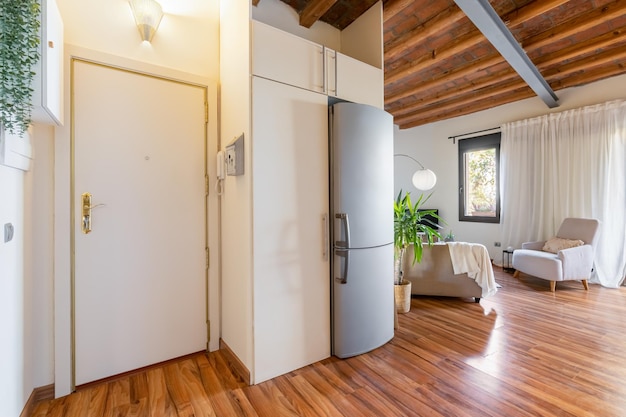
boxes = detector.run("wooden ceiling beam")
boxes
[385,31,485,87]
[299,0,338,28]
[384,6,467,62]
[521,0,626,51]
[533,28,626,69]
[543,46,626,79]
[385,53,506,105]
[549,62,626,91]
[386,12,626,104]
[397,89,536,129]
[383,0,417,23]
[390,70,522,117]
[394,50,626,129]
[389,29,626,116]
[394,81,531,126]
[384,0,571,86]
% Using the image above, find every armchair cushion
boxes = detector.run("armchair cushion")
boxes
[542,237,584,254]
[513,249,564,281]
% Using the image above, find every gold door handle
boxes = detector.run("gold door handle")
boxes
[82,193,92,234]
[81,193,106,234]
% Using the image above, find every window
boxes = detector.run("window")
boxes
[458,133,501,223]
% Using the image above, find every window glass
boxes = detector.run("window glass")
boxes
[458,133,500,223]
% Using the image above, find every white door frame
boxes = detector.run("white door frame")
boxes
[54,46,221,397]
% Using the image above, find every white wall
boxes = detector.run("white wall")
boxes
[341,2,383,68]
[25,126,56,388]
[219,0,254,380]
[0,163,28,417]
[56,0,219,79]
[395,72,626,262]
[0,124,55,417]
[252,0,340,49]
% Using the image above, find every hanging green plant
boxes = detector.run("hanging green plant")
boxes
[0,0,41,135]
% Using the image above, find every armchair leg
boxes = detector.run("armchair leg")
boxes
[550,281,556,292]
[582,280,589,290]
[513,270,520,278]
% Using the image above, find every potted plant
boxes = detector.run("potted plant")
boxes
[393,190,442,313]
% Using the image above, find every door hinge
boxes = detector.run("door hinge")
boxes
[206,247,210,269]
[205,174,209,196]
[204,101,208,123]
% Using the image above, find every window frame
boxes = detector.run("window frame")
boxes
[458,132,501,224]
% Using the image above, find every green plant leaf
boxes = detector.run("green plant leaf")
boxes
[394,189,446,273]
[0,0,41,134]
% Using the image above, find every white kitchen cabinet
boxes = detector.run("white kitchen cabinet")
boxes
[251,76,330,383]
[252,20,383,108]
[252,20,325,94]
[336,52,383,109]
[31,0,64,125]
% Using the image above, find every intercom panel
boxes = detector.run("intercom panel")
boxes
[225,134,244,176]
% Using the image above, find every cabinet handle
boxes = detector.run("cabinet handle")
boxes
[48,41,54,48]
[330,53,337,94]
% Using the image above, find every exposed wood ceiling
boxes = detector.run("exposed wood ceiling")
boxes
[268,0,626,129]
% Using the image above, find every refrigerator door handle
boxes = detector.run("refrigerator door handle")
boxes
[334,248,349,284]
[322,213,329,261]
[334,212,351,249]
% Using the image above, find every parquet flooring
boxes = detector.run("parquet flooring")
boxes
[30,268,626,416]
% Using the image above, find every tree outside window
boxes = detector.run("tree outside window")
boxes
[458,133,500,223]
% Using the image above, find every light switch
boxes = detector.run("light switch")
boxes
[4,223,14,243]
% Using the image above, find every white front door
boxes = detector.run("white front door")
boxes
[73,60,207,385]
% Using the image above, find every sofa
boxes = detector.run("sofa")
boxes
[402,243,484,302]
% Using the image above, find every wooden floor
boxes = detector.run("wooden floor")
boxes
[31,268,626,417]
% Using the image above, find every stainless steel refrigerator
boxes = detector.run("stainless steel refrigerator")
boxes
[330,102,395,358]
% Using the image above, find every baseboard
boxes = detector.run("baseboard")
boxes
[219,338,251,385]
[20,384,54,417]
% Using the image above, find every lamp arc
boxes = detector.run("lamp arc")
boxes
[394,153,437,191]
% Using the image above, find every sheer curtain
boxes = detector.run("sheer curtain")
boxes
[500,99,626,287]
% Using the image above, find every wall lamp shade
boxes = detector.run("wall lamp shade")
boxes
[129,0,163,42]
[394,153,437,191]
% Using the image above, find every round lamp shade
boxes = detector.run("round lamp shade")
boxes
[412,169,437,191]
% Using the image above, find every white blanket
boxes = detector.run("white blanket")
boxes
[447,242,498,298]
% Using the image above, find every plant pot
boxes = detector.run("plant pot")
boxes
[394,279,412,314]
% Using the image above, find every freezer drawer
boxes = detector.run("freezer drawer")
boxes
[332,244,394,358]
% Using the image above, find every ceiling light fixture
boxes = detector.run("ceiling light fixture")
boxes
[454,0,559,108]
[129,0,163,43]
[394,154,437,191]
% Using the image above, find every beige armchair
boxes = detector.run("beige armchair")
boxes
[512,218,601,291]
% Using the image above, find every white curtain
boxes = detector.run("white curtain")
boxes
[500,99,626,287]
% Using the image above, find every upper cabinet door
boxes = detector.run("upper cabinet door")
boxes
[31,0,64,125]
[336,52,384,109]
[252,21,324,94]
